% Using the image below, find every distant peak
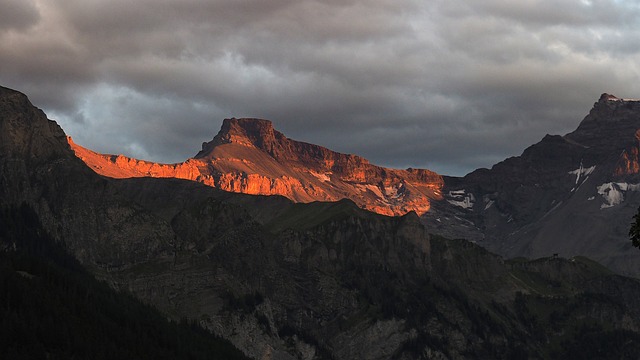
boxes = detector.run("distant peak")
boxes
[586,93,640,118]
[567,92,640,147]
[196,118,282,158]
[599,93,619,102]
[222,117,274,133]
[230,117,272,125]
[597,93,640,103]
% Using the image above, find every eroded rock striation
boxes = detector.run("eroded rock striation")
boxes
[70,118,443,216]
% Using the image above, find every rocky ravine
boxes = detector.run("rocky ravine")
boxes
[70,118,443,217]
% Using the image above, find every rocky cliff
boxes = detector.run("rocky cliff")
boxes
[69,118,443,216]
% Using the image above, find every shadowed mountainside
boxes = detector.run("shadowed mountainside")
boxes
[432,94,640,277]
[3,85,640,359]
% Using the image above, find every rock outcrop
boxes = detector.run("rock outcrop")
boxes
[69,118,443,216]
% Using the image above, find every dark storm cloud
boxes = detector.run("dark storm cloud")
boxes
[1,0,639,175]
[0,0,40,32]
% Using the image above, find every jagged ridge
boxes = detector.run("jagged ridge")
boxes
[70,117,444,216]
[432,93,640,276]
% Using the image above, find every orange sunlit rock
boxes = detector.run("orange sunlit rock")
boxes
[613,129,640,176]
[68,119,444,216]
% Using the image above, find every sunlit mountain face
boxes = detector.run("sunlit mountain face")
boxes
[70,117,444,216]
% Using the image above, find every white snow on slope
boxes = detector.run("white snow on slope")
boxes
[447,190,475,209]
[569,164,596,185]
[597,182,640,209]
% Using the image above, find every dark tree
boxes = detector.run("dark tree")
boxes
[630,206,640,248]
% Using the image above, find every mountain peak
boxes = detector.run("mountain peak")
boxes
[0,85,69,160]
[593,93,640,110]
[196,118,281,158]
[221,117,275,139]
[598,93,619,102]
[597,93,640,103]
[70,115,443,216]
[563,93,640,158]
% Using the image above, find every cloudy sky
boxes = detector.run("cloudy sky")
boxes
[2,0,640,176]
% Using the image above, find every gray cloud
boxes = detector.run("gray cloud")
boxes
[0,0,40,32]
[1,0,640,176]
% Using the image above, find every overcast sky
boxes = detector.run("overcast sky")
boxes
[2,0,640,176]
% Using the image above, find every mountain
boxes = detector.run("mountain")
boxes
[69,94,640,277]
[433,94,640,276]
[0,204,250,360]
[4,84,640,359]
[69,118,443,216]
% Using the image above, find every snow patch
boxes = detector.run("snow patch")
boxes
[568,164,596,185]
[447,189,475,209]
[609,97,640,102]
[597,182,640,209]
